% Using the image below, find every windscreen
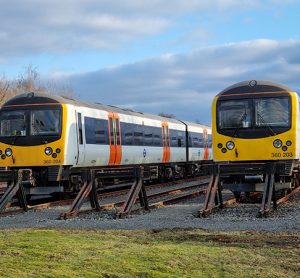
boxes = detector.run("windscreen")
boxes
[218,100,252,129]
[0,110,26,137]
[255,98,290,127]
[30,109,61,135]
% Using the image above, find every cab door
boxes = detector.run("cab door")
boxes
[76,111,85,165]
[108,112,122,165]
[162,122,170,163]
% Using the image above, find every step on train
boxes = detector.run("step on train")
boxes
[0,93,212,195]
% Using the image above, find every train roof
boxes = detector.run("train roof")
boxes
[217,80,294,97]
[2,92,207,127]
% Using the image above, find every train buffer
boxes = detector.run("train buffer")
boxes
[0,169,28,213]
[117,166,149,218]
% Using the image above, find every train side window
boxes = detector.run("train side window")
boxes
[192,133,198,147]
[177,131,185,147]
[85,117,108,145]
[121,122,133,145]
[144,126,153,146]
[95,119,108,144]
[170,129,177,147]
[189,132,202,147]
[133,124,144,146]
[153,127,162,147]
[208,134,212,148]
[78,113,83,145]
[188,132,192,147]
[199,133,204,148]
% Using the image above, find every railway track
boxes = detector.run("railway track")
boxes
[200,186,300,217]
[0,176,209,218]
[1,176,299,219]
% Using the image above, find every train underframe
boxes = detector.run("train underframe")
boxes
[1,161,211,197]
[206,159,299,196]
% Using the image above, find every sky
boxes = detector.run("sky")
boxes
[1,0,300,124]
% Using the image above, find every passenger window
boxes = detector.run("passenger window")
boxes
[85,116,108,145]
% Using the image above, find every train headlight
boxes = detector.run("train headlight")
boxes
[226,141,235,150]
[5,148,12,157]
[286,141,292,146]
[45,147,53,156]
[217,143,223,149]
[273,139,282,148]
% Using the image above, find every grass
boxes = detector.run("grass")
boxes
[0,228,299,278]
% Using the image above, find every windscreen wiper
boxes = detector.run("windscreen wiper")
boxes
[33,119,48,144]
[232,112,247,137]
[256,113,276,136]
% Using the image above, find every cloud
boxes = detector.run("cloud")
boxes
[51,39,300,124]
[0,0,295,61]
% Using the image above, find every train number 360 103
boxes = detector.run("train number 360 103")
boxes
[271,152,293,158]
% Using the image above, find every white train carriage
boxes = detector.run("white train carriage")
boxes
[0,93,212,194]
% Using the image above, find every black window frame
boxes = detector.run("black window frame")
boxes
[216,95,292,139]
[0,105,62,146]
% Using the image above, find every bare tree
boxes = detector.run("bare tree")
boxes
[0,65,76,105]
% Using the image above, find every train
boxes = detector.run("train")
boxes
[0,92,212,196]
[212,80,299,192]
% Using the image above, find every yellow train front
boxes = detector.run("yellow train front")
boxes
[212,80,299,192]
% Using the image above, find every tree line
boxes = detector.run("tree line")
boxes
[0,65,74,105]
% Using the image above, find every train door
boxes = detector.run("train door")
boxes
[76,111,85,165]
[203,128,209,160]
[108,112,122,165]
[162,122,170,162]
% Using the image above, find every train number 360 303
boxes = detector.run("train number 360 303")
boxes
[271,152,293,158]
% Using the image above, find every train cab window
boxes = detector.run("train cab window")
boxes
[218,100,252,129]
[255,97,290,127]
[0,110,26,137]
[31,109,61,136]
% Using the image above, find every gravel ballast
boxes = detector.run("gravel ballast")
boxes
[0,192,299,232]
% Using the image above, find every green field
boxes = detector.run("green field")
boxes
[0,229,299,278]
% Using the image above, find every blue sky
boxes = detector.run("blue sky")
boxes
[1,0,300,124]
